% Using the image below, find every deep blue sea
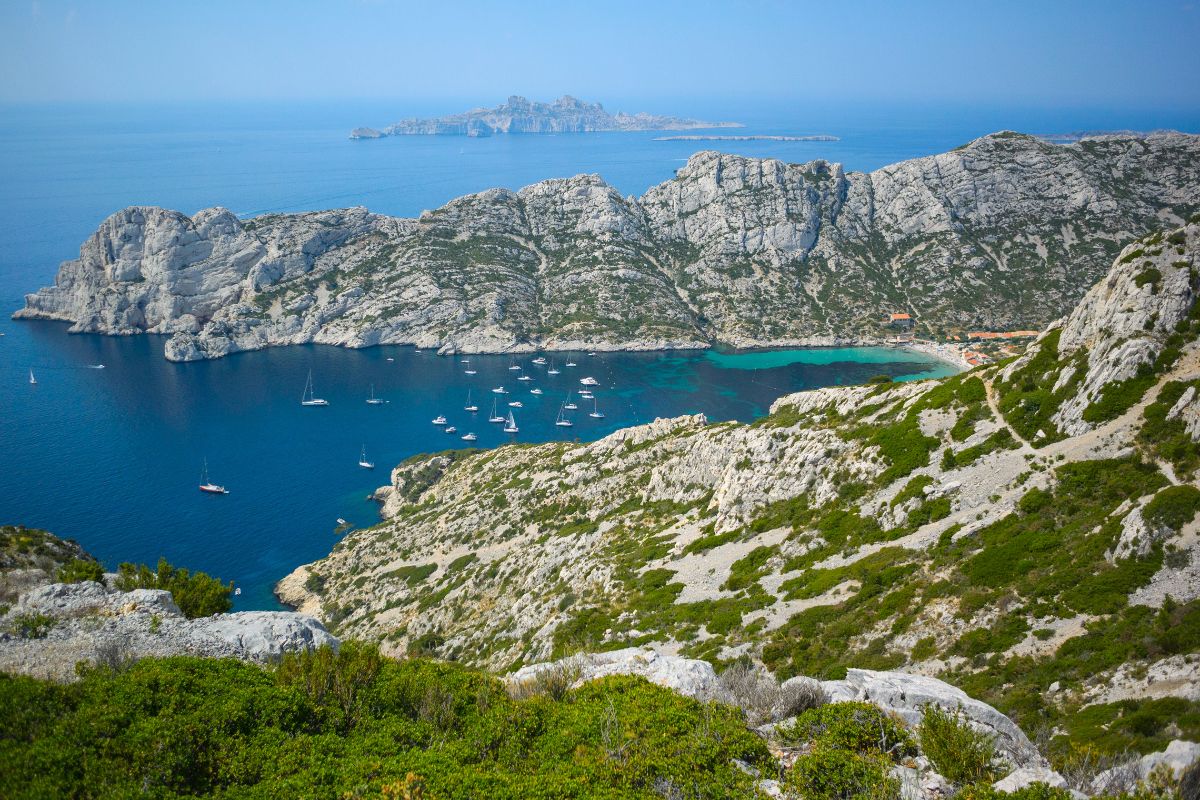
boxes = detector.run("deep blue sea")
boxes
[1,100,1195,607]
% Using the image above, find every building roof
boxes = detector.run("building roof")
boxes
[888,313,912,321]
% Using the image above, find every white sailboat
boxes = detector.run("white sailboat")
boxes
[300,370,329,406]
[28,368,36,385]
[358,445,375,469]
[464,359,476,375]
[489,398,505,423]
[589,398,605,419]
[366,384,385,405]
[563,393,578,411]
[508,358,521,371]
[464,389,479,412]
[198,459,229,494]
[503,411,519,433]
[547,361,561,375]
[565,360,577,367]
[555,402,573,427]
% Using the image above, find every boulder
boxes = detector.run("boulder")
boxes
[507,647,721,699]
[816,668,1046,769]
[1093,740,1200,793]
[992,767,1072,794]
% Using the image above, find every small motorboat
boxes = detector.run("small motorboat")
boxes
[517,374,533,382]
[580,376,599,386]
[432,415,448,426]
[530,387,544,395]
[492,387,507,394]
[532,356,547,365]
[386,357,395,362]
[337,517,348,525]
[461,432,478,442]
[445,426,457,434]
[508,401,523,408]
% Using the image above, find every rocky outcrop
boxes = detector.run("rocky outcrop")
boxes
[818,669,1045,769]
[508,647,723,700]
[19,133,1200,361]
[356,95,739,138]
[1091,740,1200,794]
[0,580,338,682]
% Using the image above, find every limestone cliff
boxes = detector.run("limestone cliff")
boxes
[17,132,1200,361]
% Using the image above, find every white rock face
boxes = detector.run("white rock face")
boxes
[0,581,338,682]
[1091,740,1200,794]
[992,766,1072,793]
[507,647,722,700]
[18,133,1200,361]
[818,668,1046,769]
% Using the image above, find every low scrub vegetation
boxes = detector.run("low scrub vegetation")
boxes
[113,558,233,619]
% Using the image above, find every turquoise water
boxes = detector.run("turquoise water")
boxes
[1,101,1191,606]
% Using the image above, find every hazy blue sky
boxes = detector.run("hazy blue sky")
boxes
[2,0,1198,109]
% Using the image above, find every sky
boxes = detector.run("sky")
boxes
[1,0,1198,110]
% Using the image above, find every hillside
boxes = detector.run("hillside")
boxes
[16,132,1200,361]
[277,219,1200,757]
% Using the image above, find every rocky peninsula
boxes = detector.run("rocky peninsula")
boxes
[16,131,1200,362]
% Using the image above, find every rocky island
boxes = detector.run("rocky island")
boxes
[350,94,741,138]
[16,131,1200,362]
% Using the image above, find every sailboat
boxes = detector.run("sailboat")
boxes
[358,445,375,469]
[547,361,561,375]
[565,360,577,368]
[464,359,476,375]
[300,370,329,406]
[198,459,229,494]
[503,411,519,433]
[508,358,521,371]
[464,389,479,412]
[366,384,385,405]
[555,402,573,427]
[28,368,36,385]
[488,398,506,423]
[563,393,578,411]
[589,398,605,419]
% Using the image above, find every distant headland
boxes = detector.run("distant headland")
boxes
[350,95,742,139]
[654,134,839,142]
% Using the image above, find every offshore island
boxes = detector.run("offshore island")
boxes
[349,94,742,139]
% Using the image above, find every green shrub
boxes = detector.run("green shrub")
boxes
[1143,485,1200,532]
[784,745,899,800]
[8,613,56,639]
[919,704,1000,785]
[114,558,233,618]
[777,701,914,758]
[55,558,104,584]
[957,782,1075,800]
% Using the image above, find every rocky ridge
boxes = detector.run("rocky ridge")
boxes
[277,221,1200,761]
[17,132,1200,361]
[352,94,740,138]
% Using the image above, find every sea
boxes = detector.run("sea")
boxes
[2,99,1195,608]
